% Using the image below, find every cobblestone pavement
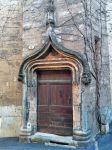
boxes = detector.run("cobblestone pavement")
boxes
[0,133,112,150]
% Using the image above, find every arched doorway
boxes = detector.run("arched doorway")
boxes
[18,0,91,143]
[18,32,91,144]
[37,69,73,135]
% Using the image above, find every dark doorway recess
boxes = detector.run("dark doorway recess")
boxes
[37,70,73,136]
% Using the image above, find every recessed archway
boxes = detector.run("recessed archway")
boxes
[27,46,83,136]
[18,32,91,144]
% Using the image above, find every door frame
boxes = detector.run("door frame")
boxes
[28,57,82,135]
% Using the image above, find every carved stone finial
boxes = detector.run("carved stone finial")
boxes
[46,0,55,27]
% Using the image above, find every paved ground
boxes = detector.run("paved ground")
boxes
[0,133,112,150]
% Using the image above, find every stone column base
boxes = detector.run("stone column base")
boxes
[101,124,109,134]
[19,127,32,143]
[73,129,91,147]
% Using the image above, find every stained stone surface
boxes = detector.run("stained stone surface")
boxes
[0,0,111,140]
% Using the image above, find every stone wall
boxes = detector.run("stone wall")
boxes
[83,0,111,135]
[0,0,111,138]
[0,0,22,137]
[107,0,112,104]
[22,0,85,56]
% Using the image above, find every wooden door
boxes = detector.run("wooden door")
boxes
[37,70,73,135]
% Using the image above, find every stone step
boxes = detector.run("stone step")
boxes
[31,132,77,146]
[30,131,91,147]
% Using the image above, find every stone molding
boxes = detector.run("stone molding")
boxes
[18,31,91,85]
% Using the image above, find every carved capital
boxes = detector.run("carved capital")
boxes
[81,72,91,85]
[27,79,36,87]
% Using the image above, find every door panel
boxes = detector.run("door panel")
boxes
[37,70,73,135]
[38,83,50,129]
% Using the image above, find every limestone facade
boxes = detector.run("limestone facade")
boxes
[0,0,112,146]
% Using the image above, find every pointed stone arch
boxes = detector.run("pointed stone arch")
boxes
[18,32,91,84]
[18,32,91,144]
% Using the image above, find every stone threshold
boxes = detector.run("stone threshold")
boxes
[30,132,91,147]
[30,132,77,146]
